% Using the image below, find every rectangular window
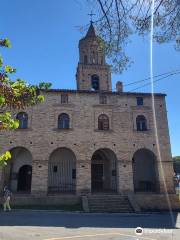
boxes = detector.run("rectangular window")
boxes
[99,95,107,104]
[136,97,143,106]
[61,93,68,104]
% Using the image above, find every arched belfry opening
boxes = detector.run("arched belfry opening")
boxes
[91,75,99,91]
[91,148,117,193]
[132,148,159,192]
[3,147,32,193]
[48,148,76,193]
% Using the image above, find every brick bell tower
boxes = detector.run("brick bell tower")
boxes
[76,22,112,91]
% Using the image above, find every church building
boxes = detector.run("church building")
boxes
[0,22,179,211]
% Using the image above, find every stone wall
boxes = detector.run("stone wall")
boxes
[0,91,175,198]
[0,194,80,207]
[135,193,180,210]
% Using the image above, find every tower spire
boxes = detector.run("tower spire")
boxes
[85,11,96,38]
[76,15,112,91]
[85,21,96,38]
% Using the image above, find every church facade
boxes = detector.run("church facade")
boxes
[0,23,178,210]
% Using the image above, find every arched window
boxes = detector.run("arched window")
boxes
[98,114,109,130]
[91,75,99,91]
[58,113,70,129]
[84,55,88,64]
[16,112,28,129]
[92,51,96,64]
[101,57,104,65]
[136,115,147,131]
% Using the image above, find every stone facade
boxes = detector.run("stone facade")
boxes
[0,23,178,210]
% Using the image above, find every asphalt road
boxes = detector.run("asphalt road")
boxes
[0,210,179,240]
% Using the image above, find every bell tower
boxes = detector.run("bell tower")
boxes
[76,22,112,91]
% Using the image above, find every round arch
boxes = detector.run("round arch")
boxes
[48,147,76,193]
[91,148,117,192]
[132,148,159,192]
[91,74,99,90]
[17,165,32,192]
[3,147,32,193]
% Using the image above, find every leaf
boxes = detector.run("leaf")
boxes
[0,55,3,67]
[4,38,11,48]
[4,151,11,160]
[0,151,11,167]
[37,95,45,102]
[12,120,19,129]
[0,95,5,105]
[5,65,16,74]
[39,82,52,90]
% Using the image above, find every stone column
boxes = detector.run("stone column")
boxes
[76,159,91,195]
[31,160,48,196]
[116,160,134,194]
[157,161,175,194]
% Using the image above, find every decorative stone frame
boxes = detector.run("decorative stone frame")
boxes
[14,108,33,130]
[132,112,150,131]
[94,109,112,131]
[54,109,74,130]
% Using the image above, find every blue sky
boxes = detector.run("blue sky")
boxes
[0,0,179,156]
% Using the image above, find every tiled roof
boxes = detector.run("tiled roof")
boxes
[42,89,166,96]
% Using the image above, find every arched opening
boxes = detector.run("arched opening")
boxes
[16,112,28,129]
[3,147,32,193]
[91,148,117,192]
[91,75,99,91]
[132,148,159,192]
[98,114,109,130]
[48,148,76,193]
[17,165,32,192]
[58,113,70,129]
[136,115,147,131]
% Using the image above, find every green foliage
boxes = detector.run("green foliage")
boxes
[173,156,180,161]
[0,151,11,167]
[39,82,52,90]
[0,38,11,48]
[5,65,16,74]
[0,55,3,67]
[37,95,45,102]
[0,112,19,130]
[0,37,51,167]
[0,95,5,104]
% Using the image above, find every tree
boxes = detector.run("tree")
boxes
[173,156,180,176]
[85,0,180,73]
[173,156,180,161]
[0,38,51,167]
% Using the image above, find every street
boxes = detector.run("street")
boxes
[0,210,180,240]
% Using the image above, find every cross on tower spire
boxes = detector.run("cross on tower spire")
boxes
[88,11,96,23]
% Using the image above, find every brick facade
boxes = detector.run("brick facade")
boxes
[0,22,178,210]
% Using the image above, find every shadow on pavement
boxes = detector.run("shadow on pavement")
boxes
[0,211,179,229]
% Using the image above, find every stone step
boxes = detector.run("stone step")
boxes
[87,194,134,213]
[89,199,129,203]
[90,205,131,208]
[89,201,130,204]
[89,205,130,208]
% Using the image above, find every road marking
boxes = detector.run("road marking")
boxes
[43,232,157,240]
